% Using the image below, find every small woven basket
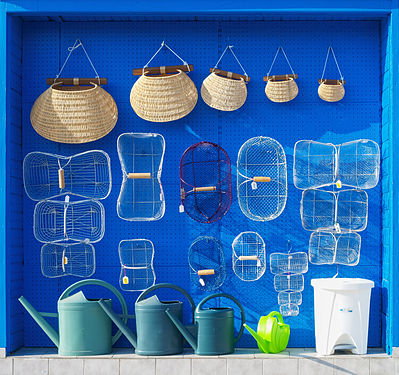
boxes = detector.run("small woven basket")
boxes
[201,72,247,111]
[265,77,298,103]
[130,70,198,122]
[318,81,345,102]
[31,82,118,144]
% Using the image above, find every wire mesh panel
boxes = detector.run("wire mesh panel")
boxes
[119,239,156,291]
[41,242,95,278]
[309,231,361,266]
[33,196,105,243]
[293,140,336,190]
[237,136,287,221]
[23,150,112,201]
[301,189,368,232]
[274,273,304,292]
[270,252,308,274]
[180,141,232,223]
[188,236,226,291]
[293,139,380,190]
[117,133,165,221]
[278,291,302,306]
[232,231,266,281]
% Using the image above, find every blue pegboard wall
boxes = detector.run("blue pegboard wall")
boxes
[19,20,382,348]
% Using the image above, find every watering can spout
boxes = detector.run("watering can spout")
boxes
[244,324,268,353]
[165,308,198,351]
[18,296,60,347]
[98,300,137,348]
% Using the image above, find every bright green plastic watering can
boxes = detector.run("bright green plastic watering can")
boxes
[19,279,129,356]
[244,311,290,354]
[99,283,196,356]
[165,293,246,355]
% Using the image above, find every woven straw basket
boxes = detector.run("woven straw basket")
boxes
[31,83,118,144]
[265,77,298,103]
[130,70,198,122]
[201,72,247,111]
[318,81,345,102]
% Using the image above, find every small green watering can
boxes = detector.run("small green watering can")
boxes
[99,283,196,356]
[165,293,245,355]
[19,279,129,356]
[244,311,290,354]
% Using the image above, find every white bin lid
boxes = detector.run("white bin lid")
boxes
[311,278,374,291]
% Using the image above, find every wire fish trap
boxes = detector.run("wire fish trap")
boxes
[280,303,300,317]
[309,231,361,266]
[188,236,226,292]
[117,133,165,221]
[237,136,287,221]
[301,189,368,232]
[33,196,105,243]
[41,242,95,278]
[270,252,308,275]
[293,139,380,190]
[23,150,112,201]
[119,239,156,292]
[278,291,302,306]
[232,231,266,281]
[274,273,304,293]
[179,141,232,223]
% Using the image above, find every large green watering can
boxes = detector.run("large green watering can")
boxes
[99,283,196,356]
[19,279,129,356]
[165,293,245,355]
[244,311,290,354]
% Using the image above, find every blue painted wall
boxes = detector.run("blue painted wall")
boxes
[18,19,382,349]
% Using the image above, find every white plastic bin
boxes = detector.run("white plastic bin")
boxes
[311,278,374,355]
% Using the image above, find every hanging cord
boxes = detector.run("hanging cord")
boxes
[333,264,339,278]
[321,46,344,82]
[267,46,295,77]
[54,39,101,85]
[286,239,292,254]
[142,41,190,75]
[212,45,248,80]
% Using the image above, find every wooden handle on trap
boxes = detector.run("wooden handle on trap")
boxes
[253,176,271,182]
[318,79,346,85]
[264,74,298,82]
[133,64,194,76]
[194,186,216,192]
[239,255,259,261]
[47,78,108,85]
[198,269,215,276]
[128,173,151,179]
[210,68,250,82]
[58,169,65,189]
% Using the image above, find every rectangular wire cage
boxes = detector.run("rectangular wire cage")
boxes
[270,252,309,275]
[117,133,165,221]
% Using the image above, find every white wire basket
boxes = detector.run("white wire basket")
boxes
[119,239,156,291]
[293,139,380,190]
[280,303,300,317]
[301,189,368,232]
[270,252,308,275]
[278,291,302,306]
[188,236,226,292]
[237,136,287,221]
[33,196,105,243]
[41,242,95,278]
[232,231,266,281]
[274,273,304,292]
[23,150,112,201]
[308,231,361,266]
[117,133,165,221]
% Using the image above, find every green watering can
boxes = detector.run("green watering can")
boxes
[165,293,245,355]
[244,311,290,354]
[19,279,129,356]
[99,283,196,356]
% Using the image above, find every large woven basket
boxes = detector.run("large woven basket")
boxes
[201,72,247,111]
[265,77,298,103]
[31,83,118,144]
[130,70,198,122]
[318,81,345,102]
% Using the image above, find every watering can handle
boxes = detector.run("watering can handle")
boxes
[197,293,246,344]
[137,283,196,324]
[59,279,128,345]
[266,311,284,324]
